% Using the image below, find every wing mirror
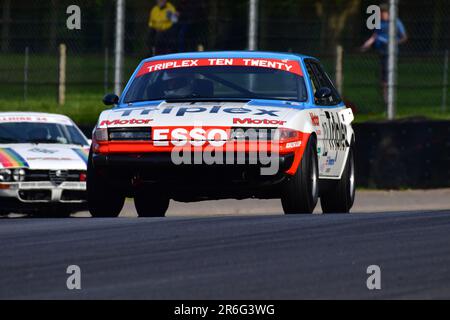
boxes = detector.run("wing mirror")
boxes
[103,93,119,106]
[314,87,333,102]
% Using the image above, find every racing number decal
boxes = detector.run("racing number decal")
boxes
[319,110,349,174]
[322,111,348,152]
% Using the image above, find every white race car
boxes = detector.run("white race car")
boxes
[0,112,90,216]
[89,52,355,217]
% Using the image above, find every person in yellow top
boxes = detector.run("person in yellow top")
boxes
[148,0,178,55]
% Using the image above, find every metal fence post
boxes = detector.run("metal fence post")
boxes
[24,46,29,102]
[442,49,449,112]
[248,0,258,51]
[335,45,344,95]
[58,43,66,106]
[387,0,398,120]
[114,0,125,96]
[247,0,259,91]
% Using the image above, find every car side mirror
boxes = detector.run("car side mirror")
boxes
[103,93,119,106]
[314,87,333,102]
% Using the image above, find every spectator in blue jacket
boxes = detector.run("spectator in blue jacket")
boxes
[361,3,408,106]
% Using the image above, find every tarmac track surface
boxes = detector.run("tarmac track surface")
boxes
[0,190,450,299]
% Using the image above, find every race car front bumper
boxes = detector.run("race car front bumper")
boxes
[92,152,295,200]
[0,181,87,213]
[92,152,295,170]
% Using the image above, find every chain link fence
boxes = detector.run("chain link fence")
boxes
[0,0,448,123]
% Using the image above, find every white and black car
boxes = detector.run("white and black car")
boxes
[0,112,90,216]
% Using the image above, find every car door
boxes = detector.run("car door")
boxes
[304,59,349,178]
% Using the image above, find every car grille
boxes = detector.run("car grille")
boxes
[49,170,69,185]
[108,127,152,141]
[25,170,85,184]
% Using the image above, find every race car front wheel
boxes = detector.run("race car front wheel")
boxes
[87,151,125,218]
[134,188,169,218]
[320,147,355,214]
[281,135,319,214]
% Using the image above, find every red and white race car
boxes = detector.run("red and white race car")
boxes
[89,52,355,217]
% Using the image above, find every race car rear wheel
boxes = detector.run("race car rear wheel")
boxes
[87,151,125,218]
[320,147,355,214]
[281,135,319,214]
[134,188,169,218]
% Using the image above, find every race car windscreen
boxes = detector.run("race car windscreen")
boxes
[124,66,308,103]
[0,122,88,146]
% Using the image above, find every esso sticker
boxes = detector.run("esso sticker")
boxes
[153,128,230,147]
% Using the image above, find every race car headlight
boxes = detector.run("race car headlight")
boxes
[276,128,302,142]
[230,128,276,141]
[108,128,151,141]
[93,127,108,142]
[12,169,26,182]
[0,169,12,182]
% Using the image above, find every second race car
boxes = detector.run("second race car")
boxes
[0,112,90,216]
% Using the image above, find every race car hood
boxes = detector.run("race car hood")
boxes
[99,100,304,129]
[0,144,88,170]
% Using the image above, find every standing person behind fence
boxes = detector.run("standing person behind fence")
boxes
[148,0,178,55]
[361,3,408,106]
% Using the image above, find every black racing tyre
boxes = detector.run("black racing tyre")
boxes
[87,150,125,218]
[281,135,319,214]
[134,188,169,218]
[320,147,356,214]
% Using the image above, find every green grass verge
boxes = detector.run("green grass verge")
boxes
[0,53,449,124]
[0,95,105,125]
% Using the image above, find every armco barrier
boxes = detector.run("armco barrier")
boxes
[79,119,450,190]
[353,119,450,189]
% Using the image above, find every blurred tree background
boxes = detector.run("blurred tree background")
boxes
[0,0,449,123]
[2,0,447,55]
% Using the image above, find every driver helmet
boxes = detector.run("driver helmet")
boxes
[162,72,193,97]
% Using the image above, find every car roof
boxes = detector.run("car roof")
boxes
[142,51,316,63]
